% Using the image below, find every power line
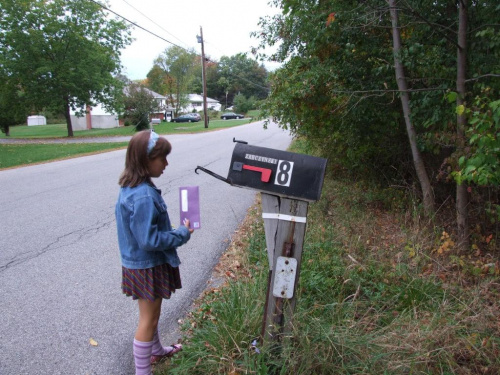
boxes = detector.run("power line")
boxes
[89,0,270,92]
[88,0,187,51]
[120,0,190,49]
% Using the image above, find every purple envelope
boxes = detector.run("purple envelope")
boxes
[179,186,201,230]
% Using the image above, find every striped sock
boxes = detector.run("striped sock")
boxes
[151,330,166,356]
[133,339,152,375]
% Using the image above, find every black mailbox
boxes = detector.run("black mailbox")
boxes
[228,143,327,202]
[196,140,327,202]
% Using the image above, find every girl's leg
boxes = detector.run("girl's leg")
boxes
[133,298,162,375]
[136,298,162,341]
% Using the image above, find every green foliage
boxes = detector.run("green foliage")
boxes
[146,65,171,96]
[0,71,29,135]
[0,0,132,136]
[453,95,500,187]
[233,94,257,114]
[217,54,270,102]
[257,1,412,180]
[255,0,500,194]
[122,83,156,131]
[153,46,197,115]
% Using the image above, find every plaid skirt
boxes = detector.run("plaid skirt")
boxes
[121,263,182,301]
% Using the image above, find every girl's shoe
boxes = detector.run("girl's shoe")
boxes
[150,344,183,364]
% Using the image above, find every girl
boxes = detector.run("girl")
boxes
[115,130,194,375]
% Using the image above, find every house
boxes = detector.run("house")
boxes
[184,94,221,112]
[70,103,119,131]
[69,87,175,130]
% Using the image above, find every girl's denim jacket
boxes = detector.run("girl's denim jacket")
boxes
[115,182,190,269]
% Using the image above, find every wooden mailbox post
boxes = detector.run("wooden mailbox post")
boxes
[196,140,327,344]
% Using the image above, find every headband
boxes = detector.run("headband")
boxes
[147,130,159,154]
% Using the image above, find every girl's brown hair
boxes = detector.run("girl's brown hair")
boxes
[118,130,172,187]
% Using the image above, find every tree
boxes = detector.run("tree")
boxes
[233,93,257,114]
[388,0,435,216]
[455,0,470,250]
[146,65,171,96]
[154,46,197,115]
[218,54,269,103]
[0,0,131,137]
[0,48,29,136]
[0,74,29,136]
[122,83,157,131]
[255,0,409,179]
[255,0,500,251]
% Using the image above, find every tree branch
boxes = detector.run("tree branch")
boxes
[465,74,500,82]
[399,0,461,49]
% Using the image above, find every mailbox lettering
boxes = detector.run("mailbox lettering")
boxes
[245,154,278,165]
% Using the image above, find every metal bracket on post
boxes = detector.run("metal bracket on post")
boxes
[273,256,297,299]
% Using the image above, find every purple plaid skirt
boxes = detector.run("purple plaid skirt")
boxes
[121,263,182,301]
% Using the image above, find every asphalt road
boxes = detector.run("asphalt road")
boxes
[0,121,292,375]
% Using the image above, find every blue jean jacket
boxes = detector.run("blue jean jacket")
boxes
[115,182,190,269]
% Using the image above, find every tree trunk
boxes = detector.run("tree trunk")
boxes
[456,0,469,251]
[388,0,435,216]
[63,97,74,137]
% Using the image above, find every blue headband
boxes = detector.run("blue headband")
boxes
[147,130,159,154]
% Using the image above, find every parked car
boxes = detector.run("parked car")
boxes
[221,112,244,120]
[188,113,201,121]
[172,114,200,123]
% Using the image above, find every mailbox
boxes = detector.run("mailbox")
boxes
[195,139,328,343]
[196,140,327,202]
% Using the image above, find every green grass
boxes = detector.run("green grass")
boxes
[0,113,262,169]
[0,142,128,169]
[157,141,500,375]
[0,117,255,139]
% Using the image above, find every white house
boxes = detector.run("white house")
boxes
[184,94,221,112]
[70,102,119,131]
[69,87,175,129]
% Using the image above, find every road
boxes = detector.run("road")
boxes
[0,121,292,375]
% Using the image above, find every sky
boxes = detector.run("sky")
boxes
[104,0,282,80]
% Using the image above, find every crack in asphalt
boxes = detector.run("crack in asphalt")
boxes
[0,212,115,273]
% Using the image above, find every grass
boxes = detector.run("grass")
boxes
[0,118,254,139]
[155,141,500,375]
[0,142,129,169]
[0,114,260,169]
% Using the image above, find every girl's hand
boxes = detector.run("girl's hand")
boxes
[183,218,194,234]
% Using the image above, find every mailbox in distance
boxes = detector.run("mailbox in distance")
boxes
[227,143,327,202]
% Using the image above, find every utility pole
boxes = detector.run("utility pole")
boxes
[197,26,209,128]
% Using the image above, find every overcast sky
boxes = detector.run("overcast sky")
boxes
[104,0,281,80]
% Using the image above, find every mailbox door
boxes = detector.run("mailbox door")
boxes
[227,143,327,202]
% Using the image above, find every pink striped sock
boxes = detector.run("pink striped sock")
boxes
[151,330,166,356]
[133,339,152,375]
